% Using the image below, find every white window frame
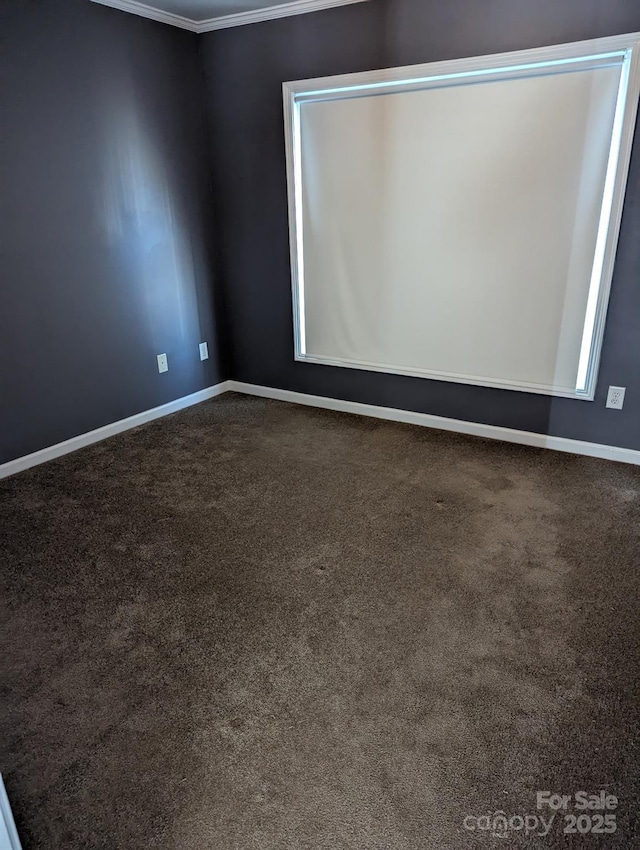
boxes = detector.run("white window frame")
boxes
[283,32,640,400]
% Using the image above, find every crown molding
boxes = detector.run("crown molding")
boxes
[89,0,199,30]
[89,0,369,33]
[194,0,368,32]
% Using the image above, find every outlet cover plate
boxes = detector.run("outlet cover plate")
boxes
[157,353,169,374]
[606,386,626,409]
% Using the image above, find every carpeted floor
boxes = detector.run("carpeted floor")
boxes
[1,393,639,849]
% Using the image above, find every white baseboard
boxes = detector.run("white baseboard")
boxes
[0,775,22,850]
[228,381,640,466]
[0,382,232,480]
[3,378,637,479]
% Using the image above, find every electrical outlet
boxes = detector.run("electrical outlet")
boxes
[606,386,625,410]
[199,342,209,361]
[157,353,169,374]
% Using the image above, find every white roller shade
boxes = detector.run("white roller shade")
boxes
[284,35,640,398]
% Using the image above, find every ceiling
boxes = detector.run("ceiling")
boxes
[90,0,369,32]
[146,0,295,21]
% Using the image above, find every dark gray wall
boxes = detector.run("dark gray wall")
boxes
[3,0,639,463]
[200,0,640,450]
[0,0,225,464]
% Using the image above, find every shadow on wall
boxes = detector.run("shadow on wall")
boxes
[100,73,203,363]
[0,0,222,464]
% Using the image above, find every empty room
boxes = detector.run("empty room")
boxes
[2,0,640,847]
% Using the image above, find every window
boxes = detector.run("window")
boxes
[284,33,640,399]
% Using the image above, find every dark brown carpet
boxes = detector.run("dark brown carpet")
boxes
[1,393,639,849]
